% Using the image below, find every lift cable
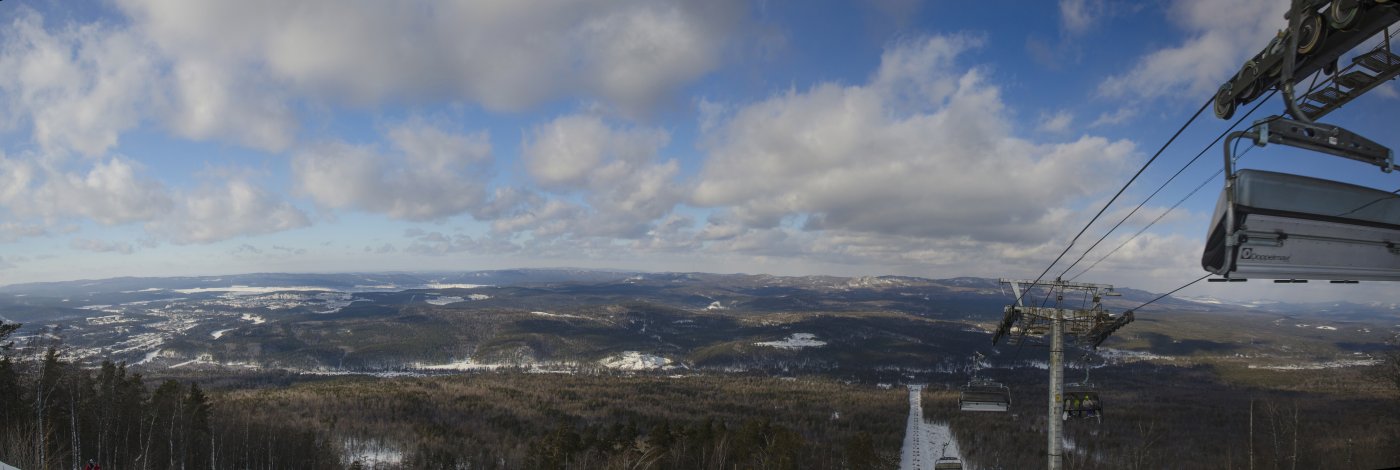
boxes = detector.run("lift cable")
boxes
[1067,135,1268,282]
[1011,97,1212,308]
[1127,273,1212,312]
[1057,90,1280,282]
[1336,187,1400,217]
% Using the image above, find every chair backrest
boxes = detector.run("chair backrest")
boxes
[1203,170,1400,280]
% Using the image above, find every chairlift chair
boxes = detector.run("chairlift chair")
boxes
[934,456,965,470]
[1062,382,1103,424]
[959,378,1012,412]
[959,352,1011,412]
[1062,354,1103,423]
[1203,117,1400,281]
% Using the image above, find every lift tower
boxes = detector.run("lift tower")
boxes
[993,279,1128,470]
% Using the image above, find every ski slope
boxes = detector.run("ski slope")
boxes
[901,385,965,470]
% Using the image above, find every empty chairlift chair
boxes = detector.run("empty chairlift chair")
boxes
[934,457,964,470]
[1202,169,1400,280]
[959,378,1011,412]
[1203,117,1400,281]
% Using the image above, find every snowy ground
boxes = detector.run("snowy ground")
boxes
[901,385,964,470]
[599,351,672,370]
[753,333,827,350]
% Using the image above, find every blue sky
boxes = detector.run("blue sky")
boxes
[0,0,1396,303]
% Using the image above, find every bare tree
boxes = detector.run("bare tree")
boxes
[1387,333,1400,391]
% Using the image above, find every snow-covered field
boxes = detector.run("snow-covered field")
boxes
[174,286,339,295]
[754,333,826,350]
[533,311,586,319]
[424,283,488,289]
[412,359,511,371]
[425,296,464,305]
[1247,358,1380,370]
[599,351,672,370]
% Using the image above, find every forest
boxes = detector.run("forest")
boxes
[0,321,338,470]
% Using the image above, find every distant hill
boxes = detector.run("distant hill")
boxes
[0,270,1393,377]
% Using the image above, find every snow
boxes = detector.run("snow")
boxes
[136,349,163,365]
[705,301,727,310]
[901,385,963,470]
[88,314,127,325]
[425,296,464,305]
[533,311,585,319]
[1315,325,1337,330]
[599,351,672,370]
[240,313,266,324]
[343,439,404,467]
[754,333,827,350]
[211,328,233,339]
[424,283,488,289]
[1248,359,1380,370]
[426,294,488,305]
[174,285,338,295]
[413,359,511,371]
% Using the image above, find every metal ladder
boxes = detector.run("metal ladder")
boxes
[1295,28,1400,119]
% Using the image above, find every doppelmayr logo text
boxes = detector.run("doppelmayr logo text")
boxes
[1241,248,1291,262]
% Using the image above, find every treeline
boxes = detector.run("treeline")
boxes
[217,373,908,469]
[0,322,338,470]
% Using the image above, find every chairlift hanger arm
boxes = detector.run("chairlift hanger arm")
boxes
[1254,117,1395,172]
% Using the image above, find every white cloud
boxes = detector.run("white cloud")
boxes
[0,151,306,244]
[1098,0,1285,100]
[161,59,298,152]
[0,9,155,157]
[1090,106,1139,128]
[293,121,494,221]
[0,222,48,243]
[1376,82,1399,99]
[1038,110,1075,133]
[520,115,687,238]
[694,36,1136,244]
[115,0,743,115]
[1059,0,1105,34]
[154,178,311,244]
[11,156,174,225]
[70,238,136,255]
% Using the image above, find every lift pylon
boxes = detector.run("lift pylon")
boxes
[994,278,1127,470]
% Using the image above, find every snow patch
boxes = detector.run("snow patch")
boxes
[413,359,510,371]
[211,328,233,339]
[240,313,266,324]
[174,285,338,295]
[424,283,488,289]
[533,311,585,319]
[599,351,672,370]
[754,333,826,350]
[425,296,464,306]
[1315,325,1337,330]
[705,301,726,310]
[1248,359,1380,370]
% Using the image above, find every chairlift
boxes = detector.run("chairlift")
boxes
[1062,355,1103,424]
[959,352,1011,412]
[960,378,1012,412]
[934,456,965,470]
[1202,117,1400,281]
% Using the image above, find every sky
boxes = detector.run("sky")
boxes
[0,0,1396,303]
